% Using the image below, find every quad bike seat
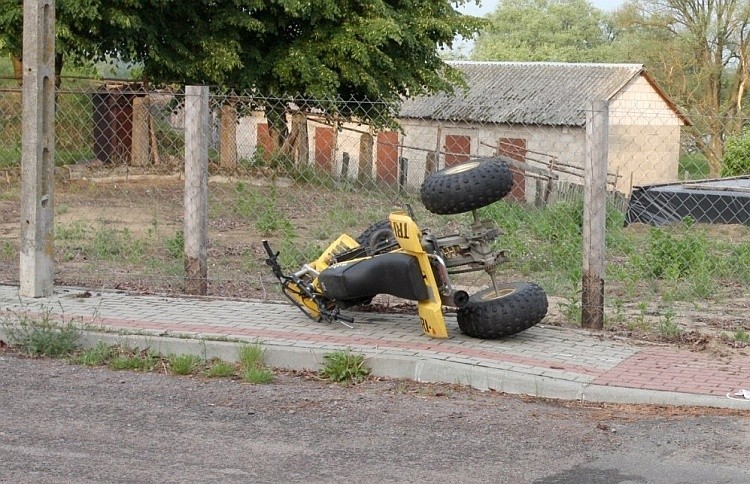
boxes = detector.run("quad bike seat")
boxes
[317,252,429,303]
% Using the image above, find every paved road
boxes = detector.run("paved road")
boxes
[1,353,749,483]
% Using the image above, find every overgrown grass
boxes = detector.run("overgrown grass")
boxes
[0,308,82,357]
[72,341,275,381]
[0,310,276,379]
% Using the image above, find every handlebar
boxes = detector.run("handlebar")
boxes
[262,240,284,279]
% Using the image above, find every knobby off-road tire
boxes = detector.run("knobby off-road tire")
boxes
[420,158,514,215]
[457,282,548,339]
[356,220,395,253]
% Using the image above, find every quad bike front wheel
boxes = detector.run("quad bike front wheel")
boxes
[457,283,548,339]
[420,157,514,215]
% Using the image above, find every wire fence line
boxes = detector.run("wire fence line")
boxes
[1,78,749,340]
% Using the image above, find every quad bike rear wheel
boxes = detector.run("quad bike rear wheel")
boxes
[420,158,514,215]
[457,282,547,339]
[356,220,395,253]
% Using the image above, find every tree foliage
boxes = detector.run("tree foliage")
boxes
[472,0,750,176]
[0,0,483,123]
[605,0,750,177]
[472,0,615,62]
[721,128,750,176]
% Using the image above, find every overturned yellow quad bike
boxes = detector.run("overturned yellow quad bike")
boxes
[263,157,548,339]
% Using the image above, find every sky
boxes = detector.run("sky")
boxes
[457,0,626,16]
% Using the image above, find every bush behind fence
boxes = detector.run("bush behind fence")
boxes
[0,79,748,338]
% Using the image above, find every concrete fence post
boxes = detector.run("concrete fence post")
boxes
[582,100,608,329]
[184,85,209,295]
[19,0,56,298]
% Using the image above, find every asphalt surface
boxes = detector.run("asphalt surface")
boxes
[1,284,749,409]
[2,351,749,483]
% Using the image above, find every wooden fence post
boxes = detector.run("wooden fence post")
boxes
[581,100,608,329]
[220,103,238,170]
[131,96,150,166]
[184,85,209,295]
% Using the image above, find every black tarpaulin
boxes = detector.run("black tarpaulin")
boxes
[625,177,750,226]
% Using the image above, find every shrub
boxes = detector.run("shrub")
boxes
[721,128,750,176]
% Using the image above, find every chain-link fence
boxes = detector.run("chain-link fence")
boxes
[1,76,748,342]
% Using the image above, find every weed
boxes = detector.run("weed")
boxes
[241,365,275,384]
[72,341,115,366]
[632,223,709,280]
[277,238,322,269]
[238,342,265,368]
[165,230,184,259]
[319,350,369,384]
[56,221,89,241]
[626,301,651,332]
[1,308,81,357]
[109,347,158,371]
[204,359,236,378]
[658,308,681,339]
[558,286,582,324]
[1,240,14,260]
[238,342,274,384]
[735,328,750,343]
[89,226,145,261]
[168,353,203,375]
[609,298,625,324]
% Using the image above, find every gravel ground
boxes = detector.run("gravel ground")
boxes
[1,351,749,483]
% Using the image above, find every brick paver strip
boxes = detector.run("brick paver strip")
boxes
[593,348,750,396]
[2,285,749,400]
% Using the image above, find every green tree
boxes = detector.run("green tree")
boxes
[472,0,615,62]
[0,0,483,125]
[609,0,750,177]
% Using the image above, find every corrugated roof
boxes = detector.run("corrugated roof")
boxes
[399,61,647,126]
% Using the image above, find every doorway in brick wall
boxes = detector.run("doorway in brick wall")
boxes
[497,138,527,202]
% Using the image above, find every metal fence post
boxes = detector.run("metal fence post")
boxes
[582,100,608,329]
[184,85,209,295]
[19,0,55,297]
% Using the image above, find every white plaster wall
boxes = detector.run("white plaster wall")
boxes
[234,73,684,196]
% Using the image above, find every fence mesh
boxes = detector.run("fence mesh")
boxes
[1,77,748,344]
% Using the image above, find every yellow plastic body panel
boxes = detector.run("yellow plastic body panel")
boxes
[287,234,361,320]
[310,234,360,272]
[388,211,448,338]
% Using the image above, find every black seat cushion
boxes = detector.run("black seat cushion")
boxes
[318,252,429,302]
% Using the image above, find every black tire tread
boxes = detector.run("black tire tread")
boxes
[457,282,548,339]
[356,220,394,251]
[420,158,514,215]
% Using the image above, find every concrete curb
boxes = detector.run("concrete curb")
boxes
[4,326,747,410]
